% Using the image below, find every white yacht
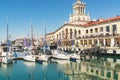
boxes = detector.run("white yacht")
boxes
[70,53,80,60]
[52,50,70,60]
[23,50,35,62]
[38,54,49,62]
[23,23,35,62]
[53,54,70,60]
[2,56,13,64]
[1,50,13,57]
[23,55,35,62]
[2,20,13,64]
[38,24,51,62]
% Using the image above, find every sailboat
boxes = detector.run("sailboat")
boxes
[52,40,70,60]
[23,21,35,62]
[2,19,13,64]
[37,23,51,62]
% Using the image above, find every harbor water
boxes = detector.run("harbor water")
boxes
[0,60,69,80]
[0,54,120,80]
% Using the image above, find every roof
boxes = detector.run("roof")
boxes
[84,15,120,27]
[46,16,120,35]
[46,32,55,35]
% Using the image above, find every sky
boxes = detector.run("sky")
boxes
[0,0,120,41]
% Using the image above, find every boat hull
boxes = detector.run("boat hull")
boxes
[2,57,13,64]
[23,55,35,62]
[53,54,69,60]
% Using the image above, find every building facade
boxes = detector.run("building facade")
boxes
[46,0,120,51]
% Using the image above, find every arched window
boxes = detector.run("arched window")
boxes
[112,24,117,34]
[74,29,77,38]
[66,29,68,39]
[79,30,81,34]
[70,29,72,39]
[106,26,110,32]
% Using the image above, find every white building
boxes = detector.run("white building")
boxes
[46,0,120,51]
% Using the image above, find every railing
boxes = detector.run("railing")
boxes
[76,33,120,39]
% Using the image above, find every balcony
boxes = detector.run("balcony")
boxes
[76,33,120,40]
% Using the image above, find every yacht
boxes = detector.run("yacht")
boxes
[23,22,35,62]
[37,24,52,62]
[2,20,13,64]
[2,56,13,64]
[52,50,70,60]
[23,50,35,62]
[38,54,49,62]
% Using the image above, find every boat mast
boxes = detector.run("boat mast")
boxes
[30,19,33,48]
[6,17,9,58]
[44,22,46,55]
[31,26,33,47]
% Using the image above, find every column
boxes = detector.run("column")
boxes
[87,40,89,46]
[82,7,83,14]
[111,38,115,48]
[83,7,84,14]
[104,69,107,78]
[103,39,106,46]
[92,39,94,46]
[98,69,101,76]
[110,70,114,79]
[83,40,85,50]
[118,72,120,80]
[97,39,100,46]
[93,69,96,75]
[83,40,85,46]
[81,7,82,14]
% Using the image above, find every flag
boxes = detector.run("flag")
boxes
[71,40,75,46]
[7,40,11,47]
[57,39,61,46]
[23,38,27,46]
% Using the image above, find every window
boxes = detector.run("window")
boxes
[112,24,117,33]
[106,26,110,32]
[95,28,98,33]
[74,29,77,37]
[100,27,103,32]
[90,29,93,33]
[70,29,72,39]
[78,30,81,34]
[66,29,68,39]
[86,30,88,34]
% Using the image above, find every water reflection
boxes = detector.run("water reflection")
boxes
[0,56,120,80]
[0,60,67,80]
[63,55,120,80]
[0,63,13,80]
